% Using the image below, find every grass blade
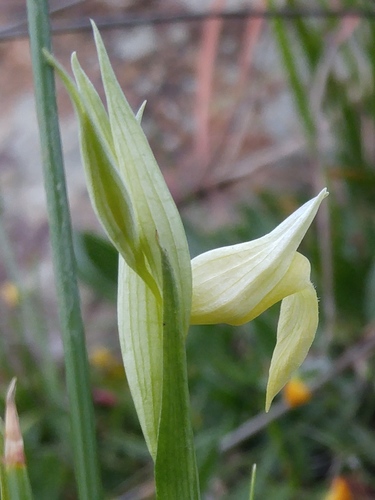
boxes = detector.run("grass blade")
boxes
[26,1,102,498]
[268,0,316,140]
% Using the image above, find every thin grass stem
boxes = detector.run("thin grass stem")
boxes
[25,1,103,498]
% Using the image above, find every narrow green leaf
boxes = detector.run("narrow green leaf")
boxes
[269,0,316,140]
[154,245,200,499]
[288,0,322,69]
[26,2,103,498]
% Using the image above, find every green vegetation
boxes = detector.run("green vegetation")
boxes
[0,1,374,498]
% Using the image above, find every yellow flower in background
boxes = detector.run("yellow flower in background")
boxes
[191,189,328,410]
[324,477,353,500]
[90,347,125,380]
[283,378,312,408]
[90,347,115,370]
[0,281,20,308]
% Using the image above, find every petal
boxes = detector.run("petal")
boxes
[191,189,328,325]
[241,252,312,323]
[265,281,319,412]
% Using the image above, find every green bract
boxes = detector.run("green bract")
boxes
[47,24,328,460]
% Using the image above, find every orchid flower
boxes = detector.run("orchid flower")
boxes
[46,24,328,466]
[191,188,328,410]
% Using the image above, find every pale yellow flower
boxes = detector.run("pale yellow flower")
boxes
[191,189,328,410]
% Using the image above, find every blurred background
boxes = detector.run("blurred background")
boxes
[0,0,375,498]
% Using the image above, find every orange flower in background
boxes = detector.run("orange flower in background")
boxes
[324,477,353,500]
[283,378,312,408]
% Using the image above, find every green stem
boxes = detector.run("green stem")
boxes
[155,246,200,499]
[26,2,102,499]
